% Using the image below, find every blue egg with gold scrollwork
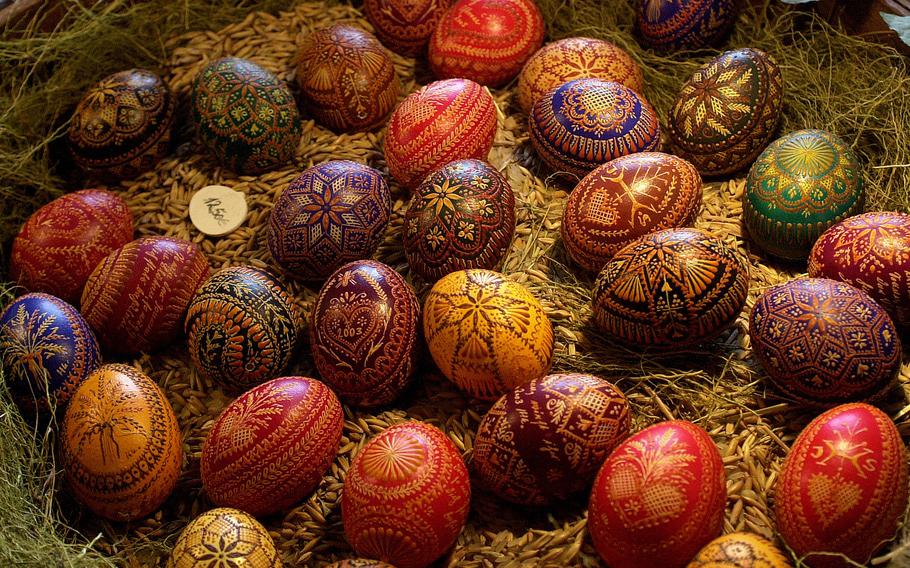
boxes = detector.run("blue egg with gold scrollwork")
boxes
[529,78,661,179]
[0,293,100,416]
[636,0,737,51]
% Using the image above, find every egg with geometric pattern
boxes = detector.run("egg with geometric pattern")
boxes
[267,160,391,281]
[530,78,661,179]
[776,403,908,568]
[636,0,737,51]
[363,0,454,56]
[748,278,900,405]
[687,532,791,567]
[168,508,281,568]
[472,373,631,506]
[192,57,301,175]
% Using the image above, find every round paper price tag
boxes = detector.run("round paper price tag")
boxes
[189,185,248,236]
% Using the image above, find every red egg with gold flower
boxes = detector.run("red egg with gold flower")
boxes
[472,373,631,506]
[776,403,909,568]
[588,420,726,568]
[201,376,343,517]
[80,236,210,355]
[10,189,134,304]
[428,0,544,88]
[562,152,702,272]
[385,78,497,191]
[61,363,183,521]
[809,211,910,328]
[310,260,421,407]
[364,0,455,56]
[342,421,470,568]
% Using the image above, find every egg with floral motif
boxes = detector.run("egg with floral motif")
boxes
[636,0,737,51]
[687,532,791,567]
[363,0,455,56]
[776,403,908,568]
[168,508,281,568]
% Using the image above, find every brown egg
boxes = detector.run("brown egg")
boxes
[60,363,183,521]
[687,532,791,567]
[168,508,281,568]
[297,24,400,133]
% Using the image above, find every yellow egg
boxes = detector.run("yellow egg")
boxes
[687,532,792,567]
[168,508,281,568]
[423,269,553,400]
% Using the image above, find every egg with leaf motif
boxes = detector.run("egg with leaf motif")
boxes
[168,508,281,568]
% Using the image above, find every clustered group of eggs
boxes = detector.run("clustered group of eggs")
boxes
[1,0,909,566]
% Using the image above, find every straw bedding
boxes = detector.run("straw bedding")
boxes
[18,1,910,566]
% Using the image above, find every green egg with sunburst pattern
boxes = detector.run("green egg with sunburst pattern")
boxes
[192,57,302,175]
[743,129,864,261]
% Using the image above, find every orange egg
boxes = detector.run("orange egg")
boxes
[61,363,183,521]
[687,532,792,567]
[423,269,553,400]
[517,37,644,114]
[168,508,281,568]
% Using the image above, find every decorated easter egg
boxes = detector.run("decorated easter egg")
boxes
[428,0,544,88]
[10,190,133,304]
[296,24,400,133]
[192,57,301,175]
[0,293,100,416]
[364,0,454,56]
[423,269,553,400]
[385,78,497,190]
[325,561,396,568]
[61,363,183,521]
[687,532,791,568]
[592,228,750,348]
[342,421,470,568]
[530,78,661,179]
[636,0,737,51]
[185,266,301,392]
[748,278,900,405]
[517,37,645,114]
[472,373,630,506]
[809,212,910,328]
[80,236,210,355]
[588,420,726,568]
[744,130,865,260]
[668,48,783,176]
[267,160,391,281]
[562,152,702,272]
[776,403,908,568]
[168,508,281,568]
[310,260,421,407]
[68,69,176,180]
[404,159,516,281]
[201,376,343,516]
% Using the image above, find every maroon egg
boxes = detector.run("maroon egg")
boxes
[809,211,910,328]
[80,236,211,355]
[310,261,421,406]
[404,159,516,281]
[472,373,631,506]
[10,190,134,304]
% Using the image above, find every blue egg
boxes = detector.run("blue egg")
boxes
[636,0,737,51]
[0,293,100,415]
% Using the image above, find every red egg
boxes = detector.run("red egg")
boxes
[342,421,470,568]
[364,0,455,56]
[80,236,210,355]
[201,377,342,517]
[809,211,910,328]
[588,420,726,568]
[385,78,497,191]
[472,373,631,506]
[310,260,421,407]
[428,0,545,88]
[776,403,908,568]
[10,190,133,304]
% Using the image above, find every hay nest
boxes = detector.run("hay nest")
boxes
[2,0,910,567]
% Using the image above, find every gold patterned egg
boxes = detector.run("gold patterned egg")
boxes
[517,37,645,114]
[687,532,792,567]
[423,269,554,400]
[61,363,183,521]
[168,508,281,568]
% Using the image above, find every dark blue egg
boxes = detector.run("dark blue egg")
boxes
[0,293,101,415]
[636,0,737,51]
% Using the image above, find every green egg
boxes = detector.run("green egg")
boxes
[743,129,864,260]
[192,57,301,175]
